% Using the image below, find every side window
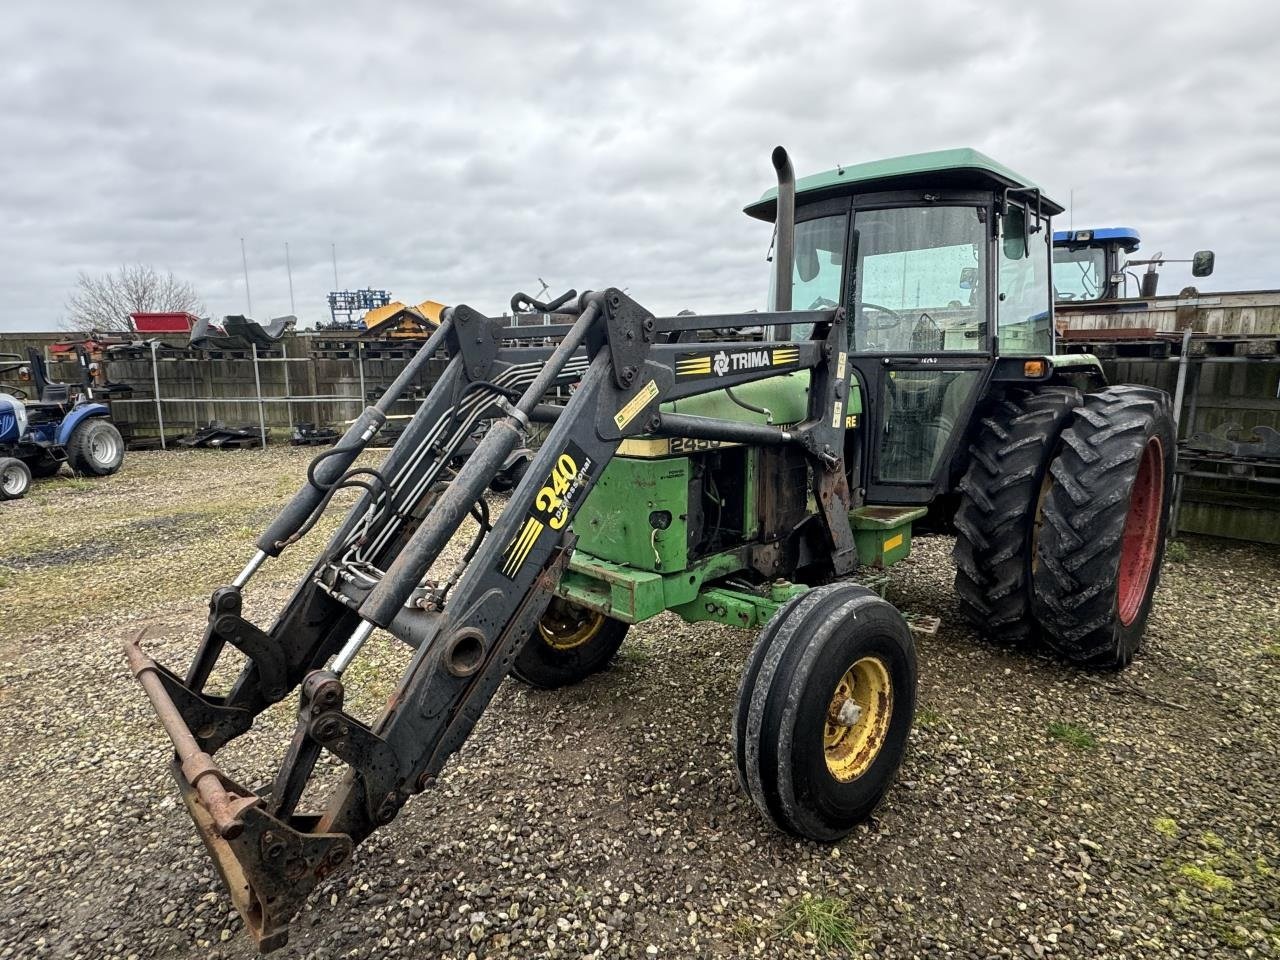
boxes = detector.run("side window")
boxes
[770,212,848,339]
[998,204,1052,354]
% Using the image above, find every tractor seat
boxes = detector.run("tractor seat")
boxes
[40,384,70,404]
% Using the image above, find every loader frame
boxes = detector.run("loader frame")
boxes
[126,290,857,950]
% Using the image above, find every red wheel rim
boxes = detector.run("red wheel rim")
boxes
[1117,437,1164,627]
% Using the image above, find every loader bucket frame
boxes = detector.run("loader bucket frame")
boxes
[126,286,859,951]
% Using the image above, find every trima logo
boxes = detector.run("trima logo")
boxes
[676,346,799,379]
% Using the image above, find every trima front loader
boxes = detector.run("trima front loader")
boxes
[128,147,1175,950]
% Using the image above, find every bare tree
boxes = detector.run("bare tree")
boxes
[64,264,205,333]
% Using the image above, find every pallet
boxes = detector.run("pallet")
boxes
[1059,339,1171,359]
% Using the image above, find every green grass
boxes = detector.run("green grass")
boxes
[776,896,867,955]
[1153,817,1178,838]
[1178,863,1234,894]
[1165,540,1190,563]
[1047,721,1098,750]
[1260,644,1280,660]
[915,706,942,729]
[619,641,652,665]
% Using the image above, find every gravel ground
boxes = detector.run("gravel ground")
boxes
[0,447,1276,960]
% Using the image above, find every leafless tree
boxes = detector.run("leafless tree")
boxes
[64,264,205,333]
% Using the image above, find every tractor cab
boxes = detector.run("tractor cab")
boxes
[1053,227,1141,302]
[746,148,1065,504]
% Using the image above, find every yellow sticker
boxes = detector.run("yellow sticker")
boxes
[884,533,904,553]
[613,379,660,430]
[844,413,859,429]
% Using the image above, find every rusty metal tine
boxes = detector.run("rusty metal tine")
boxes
[123,631,253,839]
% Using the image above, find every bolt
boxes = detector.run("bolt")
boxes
[313,715,342,741]
[261,832,287,861]
[377,793,399,824]
[417,772,436,792]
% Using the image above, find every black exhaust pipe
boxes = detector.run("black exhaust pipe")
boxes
[772,146,795,313]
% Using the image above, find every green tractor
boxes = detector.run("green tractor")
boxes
[128,147,1174,950]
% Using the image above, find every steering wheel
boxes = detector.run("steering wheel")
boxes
[806,295,839,310]
[858,301,906,331]
[0,386,26,401]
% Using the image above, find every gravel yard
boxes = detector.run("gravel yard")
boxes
[0,447,1276,960]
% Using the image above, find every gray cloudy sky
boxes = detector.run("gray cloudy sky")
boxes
[2,1,1276,332]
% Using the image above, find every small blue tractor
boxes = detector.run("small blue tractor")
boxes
[0,347,125,500]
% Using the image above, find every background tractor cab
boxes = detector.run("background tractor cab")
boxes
[1053,227,1215,301]
[747,147,1080,507]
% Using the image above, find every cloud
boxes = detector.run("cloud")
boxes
[1,0,1276,330]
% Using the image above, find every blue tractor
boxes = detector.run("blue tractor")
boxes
[0,347,125,500]
[1053,227,1215,302]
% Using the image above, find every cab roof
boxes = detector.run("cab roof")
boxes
[1053,227,1141,252]
[745,147,1064,221]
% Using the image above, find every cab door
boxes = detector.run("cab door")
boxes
[843,199,995,505]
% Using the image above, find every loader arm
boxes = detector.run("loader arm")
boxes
[126,288,854,951]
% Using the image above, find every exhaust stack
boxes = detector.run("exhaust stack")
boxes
[772,146,795,313]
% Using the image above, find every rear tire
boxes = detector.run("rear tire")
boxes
[734,583,917,841]
[67,419,124,476]
[0,457,31,500]
[1032,386,1175,668]
[511,598,628,689]
[952,387,1081,645]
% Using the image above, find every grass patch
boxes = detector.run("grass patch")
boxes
[1047,721,1097,750]
[1153,817,1178,838]
[1177,863,1234,894]
[619,641,652,665]
[1260,644,1280,660]
[1165,540,1190,563]
[915,706,942,729]
[776,896,866,955]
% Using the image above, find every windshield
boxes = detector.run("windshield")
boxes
[852,206,988,352]
[1053,245,1105,301]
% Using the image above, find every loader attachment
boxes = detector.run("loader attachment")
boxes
[126,277,856,950]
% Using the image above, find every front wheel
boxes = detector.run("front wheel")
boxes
[734,582,917,842]
[0,457,31,500]
[67,419,124,477]
[511,598,629,689]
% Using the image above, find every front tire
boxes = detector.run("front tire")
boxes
[511,599,628,689]
[0,457,31,500]
[734,583,917,841]
[1032,386,1176,668]
[67,419,124,477]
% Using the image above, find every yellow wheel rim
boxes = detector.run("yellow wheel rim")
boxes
[537,600,605,651]
[823,656,893,782]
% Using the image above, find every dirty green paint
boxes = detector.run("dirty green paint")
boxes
[557,547,751,623]
[573,456,692,572]
[850,505,926,568]
[746,148,1063,220]
[662,372,810,425]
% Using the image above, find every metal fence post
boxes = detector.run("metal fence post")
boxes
[357,341,366,417]
[150,340,167,450]
[251,344,267,449]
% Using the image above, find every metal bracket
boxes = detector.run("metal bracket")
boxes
[600,288,656,390]
[450,304,502,382]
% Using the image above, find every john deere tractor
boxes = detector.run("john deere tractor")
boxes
[128,146,1174,950]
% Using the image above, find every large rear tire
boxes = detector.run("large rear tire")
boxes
[0,457,31,500]
[67,419,124,477]
[1032,386,1175,668]
[511,598,628,689]
[734,583,917,842]
[952,387,1081,645]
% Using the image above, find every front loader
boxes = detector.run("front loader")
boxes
[127,147,1175,950]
